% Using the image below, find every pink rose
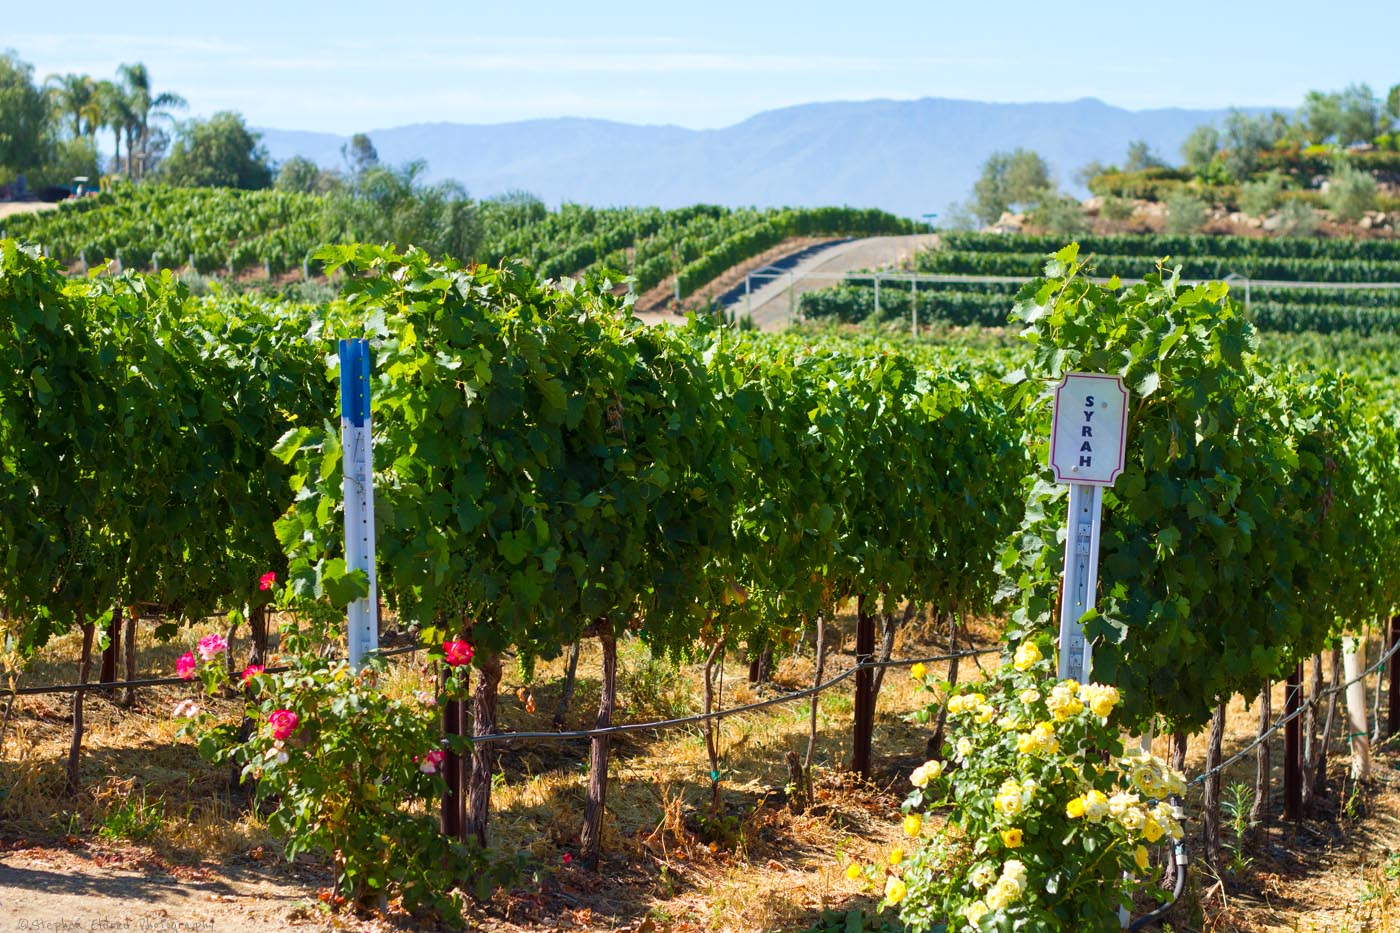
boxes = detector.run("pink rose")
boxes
[443,641,474,667]
[176,652,197,680]
[241,664,265,684]
[419,749,446,774]
[258,571,277,591]
[267,709,299,741]
[197,633,228,661]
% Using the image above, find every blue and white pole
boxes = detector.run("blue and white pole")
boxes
[339,338,379,669]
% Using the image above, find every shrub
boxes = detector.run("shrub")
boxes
[1098,196,1136,223]
[1163,191,1209,234]
[1030,196,1088,239]
[178,614,481,918]
[875,641,1185,932]
[1277,200,1321,237]
[1326,161,1378,223]
[1240,173,1285,217]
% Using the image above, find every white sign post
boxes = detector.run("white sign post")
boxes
[340,339,379,670]
[1049,373,1128,683]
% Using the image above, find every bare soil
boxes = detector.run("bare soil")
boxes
[630,237,834,324]
[0,201,54,222]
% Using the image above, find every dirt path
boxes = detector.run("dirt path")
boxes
[0,202,54,222]
[732,233,938,330]
[0,844,342,933]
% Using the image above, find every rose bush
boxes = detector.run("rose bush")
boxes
[175,612,480,917]
[885,639,1185,931]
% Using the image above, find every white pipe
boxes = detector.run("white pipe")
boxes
[1342,636,1372,780]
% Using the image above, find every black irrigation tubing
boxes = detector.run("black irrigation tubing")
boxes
[4,643,422,698]
[473,647,1003,745]
[1187,635,1400,788]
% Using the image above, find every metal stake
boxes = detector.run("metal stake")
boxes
[340,339,379,669]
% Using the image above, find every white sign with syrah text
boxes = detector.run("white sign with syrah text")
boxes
[1050,373,1129,487]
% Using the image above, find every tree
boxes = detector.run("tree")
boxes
[1180,124,1220,175]
[1124,140,1165,172]
[0,51,53,186]
[1336,83,1381,146]
[160,112,273,189]
[1073,160,1107,189]
[44,73,95,138]
[1030,194,1088,238]
[275,156,341,194]
[1300,90,1342,144]
[1221,109,1288,181]
[1300,85,1382,146]
[970,149,1051,225]
[92,80,130,175]
[1387,84,1400,126]
[116,62,186,179]
[322,160,481,260]
[341,133,379,177]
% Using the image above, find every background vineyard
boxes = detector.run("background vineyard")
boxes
[798,231,1400,336]
[1,187,916,297]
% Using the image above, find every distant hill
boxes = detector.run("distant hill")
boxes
[257,97,1251,218]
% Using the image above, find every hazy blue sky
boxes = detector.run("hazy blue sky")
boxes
[8,1,1398,133]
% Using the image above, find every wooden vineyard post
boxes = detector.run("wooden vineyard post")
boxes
[1284,662,1302,821]
[98,603,121,684]
[1048,374,1128,682]
[440,686,466,843]
[852,593,876,778]
[580,622,617,866]
[1389,616,1400,739]
[67,623,96,795]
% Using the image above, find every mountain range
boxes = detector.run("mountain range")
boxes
[256,97,1247,218]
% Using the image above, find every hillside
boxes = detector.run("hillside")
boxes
[255,97,1252,218]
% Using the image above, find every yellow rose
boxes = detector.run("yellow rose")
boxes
[1065,796,1087,819]
[903,813,923,837]
[963,900,989,925]
[910,759,945,787]
[1134,845,1150,871]
[1000,828,1023,848]
[910,662,928,679]
[1142,816,1165,843]
[884,876,907,905]
[888,848,904,866]
[845,862,863,881]
[1013,640,1042,671]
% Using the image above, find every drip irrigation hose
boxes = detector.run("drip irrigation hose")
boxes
[1129,795,1187,931]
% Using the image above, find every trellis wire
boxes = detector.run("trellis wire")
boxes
[472,647,1002,745]
[1186,635,1400,787]
[9,633,1392,779]
[3,643,423,697]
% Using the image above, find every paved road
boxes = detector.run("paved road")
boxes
[727,234,938,330]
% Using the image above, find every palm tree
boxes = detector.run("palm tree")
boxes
[45,72,95,138]
[117,62,186,180]
[93,80,131,177]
